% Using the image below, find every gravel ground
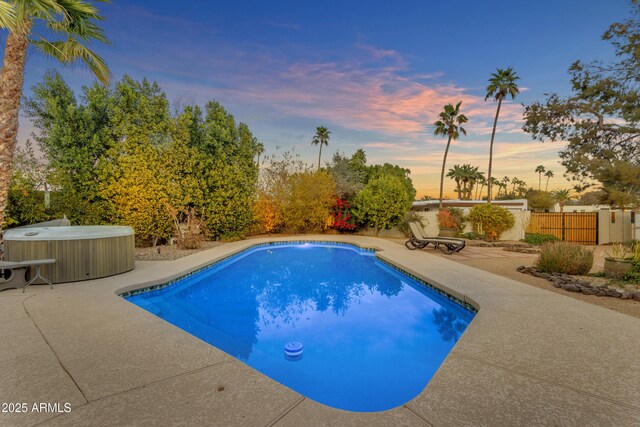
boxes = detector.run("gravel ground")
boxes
[135,241,225,261]
[437,252,640,319]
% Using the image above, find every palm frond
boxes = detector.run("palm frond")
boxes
[0,0,15,29]
[32,37,110,84]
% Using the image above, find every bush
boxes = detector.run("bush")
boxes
[437,209,457,228]
[329,197,357,232]
[535,242,594,275]
[523,233,560,245]
[467,204,515,241]
[462,231,481,240]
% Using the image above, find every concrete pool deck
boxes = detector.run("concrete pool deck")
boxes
[1,235,639,426]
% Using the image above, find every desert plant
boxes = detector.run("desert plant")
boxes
[606,243,632,260]
[437,209,458,229]
[523,233,560,246]
[467,203,515,241]
[536,242,594,275]
[446,207,466,234]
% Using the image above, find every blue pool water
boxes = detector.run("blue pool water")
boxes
[125,243,475,412]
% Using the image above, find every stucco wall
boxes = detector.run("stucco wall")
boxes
[413,209,528,241]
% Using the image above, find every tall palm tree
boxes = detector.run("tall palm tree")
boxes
[0,0,110,230]
[535,165,546,190]
[311,126,330,171]
[551,188,572,213]
[544,169,554,191]
[485,67,520,203]
[434,102,468,209]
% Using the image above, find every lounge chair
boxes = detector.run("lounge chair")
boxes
[0,259,56,292]
[405,222,466,254]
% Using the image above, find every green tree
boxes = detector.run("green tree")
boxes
[526,190,555,211]
[327,150,367,199]
[312,126,330,171]
[0,0,109,229]
[353,175,412,235]
[23,71,112,223]
[535,165,546,190]
[434,102,468,209]
[523,1,640,207]
[485,67,520,203]
[366,162,416,201]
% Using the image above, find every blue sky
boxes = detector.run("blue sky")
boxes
[5,0,632,196]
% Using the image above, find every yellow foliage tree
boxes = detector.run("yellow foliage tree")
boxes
[285,171,336,233]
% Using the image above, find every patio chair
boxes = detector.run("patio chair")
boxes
[405,222,466,254]
[0,259,56,292]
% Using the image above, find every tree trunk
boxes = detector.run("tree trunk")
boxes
[487,97,503,203]
[439,135,453,210]
[317,142,323,171]
[0,22,31,230]
[545,177,550,192]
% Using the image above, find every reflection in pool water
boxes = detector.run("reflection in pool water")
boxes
[126,243,474,412]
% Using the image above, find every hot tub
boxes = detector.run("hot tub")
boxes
[3,226,135,283]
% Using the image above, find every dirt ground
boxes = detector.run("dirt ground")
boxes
[430,249,640,319]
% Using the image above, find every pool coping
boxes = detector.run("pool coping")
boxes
[2,235,640,426]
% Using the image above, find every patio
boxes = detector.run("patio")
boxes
[1,236,639,426]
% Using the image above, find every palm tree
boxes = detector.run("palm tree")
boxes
[535,165,546,190]
[255,142,265,166]
[464,165,483,200]
[434,102,468,209]
[551,188,572,213]
[311,126,330,171]
[0,2,14,28]
[485,67,520,203]
[0,0,110,230]
[489,177,500,199]
[446,164,465,199]
[475,174,487,200]
[544,169,554,191]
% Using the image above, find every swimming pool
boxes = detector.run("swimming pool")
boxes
[125,242,475,412]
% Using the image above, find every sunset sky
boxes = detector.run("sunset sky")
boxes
[4,0,631,198]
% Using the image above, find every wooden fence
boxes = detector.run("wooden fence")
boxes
[530,212,598,245]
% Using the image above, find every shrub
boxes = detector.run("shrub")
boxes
[284,171,336,233]
[447,207,466,234]
[535,242,594,275]
[523,233,560,246]
[437,209,457,228]
[467,204,515,241]
[462,231,481,240]
[329,197,357,232]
